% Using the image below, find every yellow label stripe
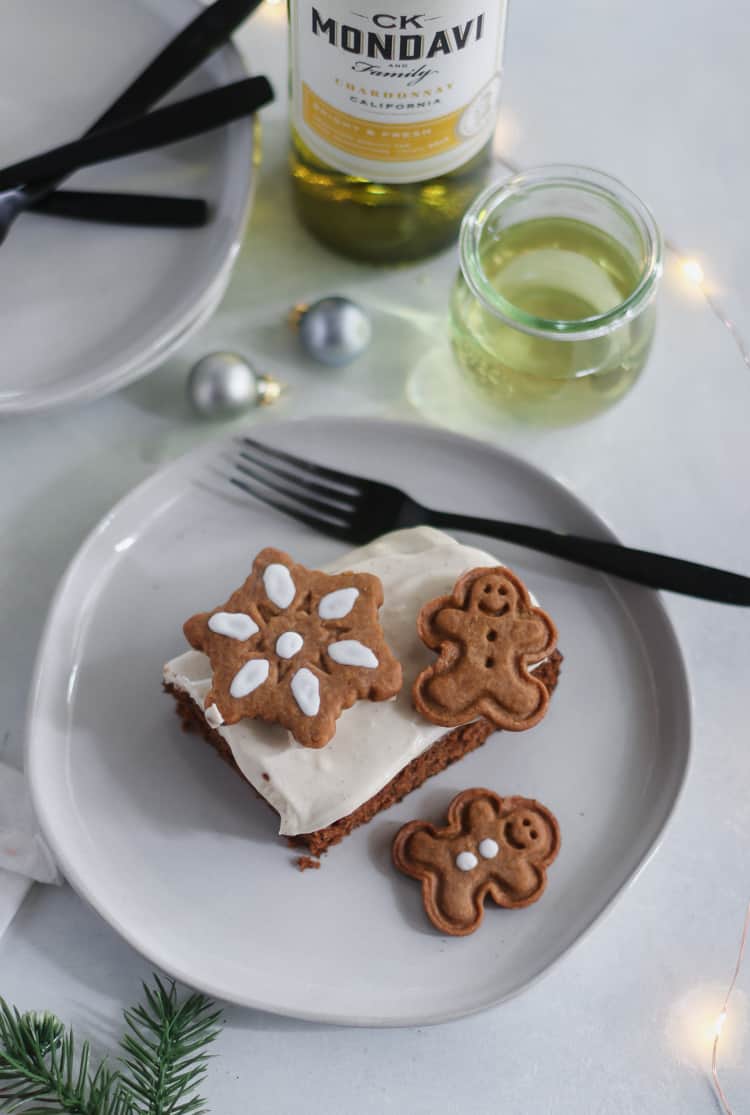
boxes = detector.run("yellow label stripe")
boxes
[302,84,464,163]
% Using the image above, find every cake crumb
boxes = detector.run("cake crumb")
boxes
[262,772,270,781]
[296,856,321,872]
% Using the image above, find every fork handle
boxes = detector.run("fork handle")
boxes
[424,510,750,605]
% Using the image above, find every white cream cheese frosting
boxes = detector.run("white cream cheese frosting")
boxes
[163,527,532,837]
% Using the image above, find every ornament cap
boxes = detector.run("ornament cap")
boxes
[188,351,283,419]
[257,374,284,405]
[288,303,309,331]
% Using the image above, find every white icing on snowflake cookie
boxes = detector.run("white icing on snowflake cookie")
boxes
[276,631,304,659]
[208,612,259,640]
[327,640,378,668]
[318,587,359,619]
[230,659,270,698]
[263,563,296,609]
[291,667,320,717]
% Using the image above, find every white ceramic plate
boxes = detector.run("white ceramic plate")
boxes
[0,0,256,414]
[26,419,691,1025]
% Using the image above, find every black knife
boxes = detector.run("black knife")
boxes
[0,77,274,192]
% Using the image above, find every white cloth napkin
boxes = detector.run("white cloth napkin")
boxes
[0,762,61,936]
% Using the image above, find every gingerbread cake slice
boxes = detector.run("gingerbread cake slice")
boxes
[163,527,562,857]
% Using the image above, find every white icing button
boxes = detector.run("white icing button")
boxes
[478,838,499,859]
[291,668,320,717]
[455,851,478,872]
[208,612,259,641]
[327,640,378,668]
[318,587,359,620]
[276,631,304,659]
[204,703,224,729]
[230,659,270,699]
[263,563,295,609]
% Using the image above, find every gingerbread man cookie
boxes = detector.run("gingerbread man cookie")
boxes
[392,789,560,936]
[183,547,402,748]
[413,566,557,730]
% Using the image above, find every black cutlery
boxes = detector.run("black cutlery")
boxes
[229,436,750,606]
[0,0,265,240]
[83,0,265,133]
[0,77,273,192]
[31,191,209,228]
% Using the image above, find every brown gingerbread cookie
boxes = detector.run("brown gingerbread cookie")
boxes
[392,788,560,936]
[183,547,402,748]
[413,566,557,730]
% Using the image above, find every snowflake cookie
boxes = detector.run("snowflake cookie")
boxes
[183,547,403,748]
[392,788,560,936]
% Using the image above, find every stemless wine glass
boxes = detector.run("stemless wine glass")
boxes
[450,166,663,425]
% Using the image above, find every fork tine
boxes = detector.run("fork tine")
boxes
[229,475,353,540]
[240,435,363,494]
[234,456,356,519]
[237,446,358,505]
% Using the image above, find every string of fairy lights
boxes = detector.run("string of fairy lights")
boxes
[673,253,750,369]
[259,6,749,1104]
[497,152,750,1115]
[668,246,750,372]
[711,903,750,1115]
[489,161,750,1115]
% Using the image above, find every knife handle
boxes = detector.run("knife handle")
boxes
[32,190,209,228]
[91,0,266,131]
[3,0,263,208]
[0,77,273,191]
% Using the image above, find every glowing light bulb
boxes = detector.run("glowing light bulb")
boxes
[682,259,705,285]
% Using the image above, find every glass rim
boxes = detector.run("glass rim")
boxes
[458,164,664,340]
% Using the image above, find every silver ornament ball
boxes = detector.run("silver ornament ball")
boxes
[297,296,372,367]
[188,352,281,419]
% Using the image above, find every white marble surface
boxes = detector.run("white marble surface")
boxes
[1,0,749,1110]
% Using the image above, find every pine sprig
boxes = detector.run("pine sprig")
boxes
[119,976,221,1115]
[0,977,222,1115]
[0,1005,129,1115]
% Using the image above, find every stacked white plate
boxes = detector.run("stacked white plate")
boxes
[0,0,258,413]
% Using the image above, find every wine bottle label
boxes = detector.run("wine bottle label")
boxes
[290,1,508,184]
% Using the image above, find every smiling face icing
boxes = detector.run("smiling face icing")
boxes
[163,527,544,836]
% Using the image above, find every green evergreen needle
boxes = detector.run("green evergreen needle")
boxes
[0,975,222,1115]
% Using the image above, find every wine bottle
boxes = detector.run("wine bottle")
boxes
[288,1,508,263]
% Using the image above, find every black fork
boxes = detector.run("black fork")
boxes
[229,436,750,606]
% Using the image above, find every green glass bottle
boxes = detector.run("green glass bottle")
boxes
[288,2,509,263]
